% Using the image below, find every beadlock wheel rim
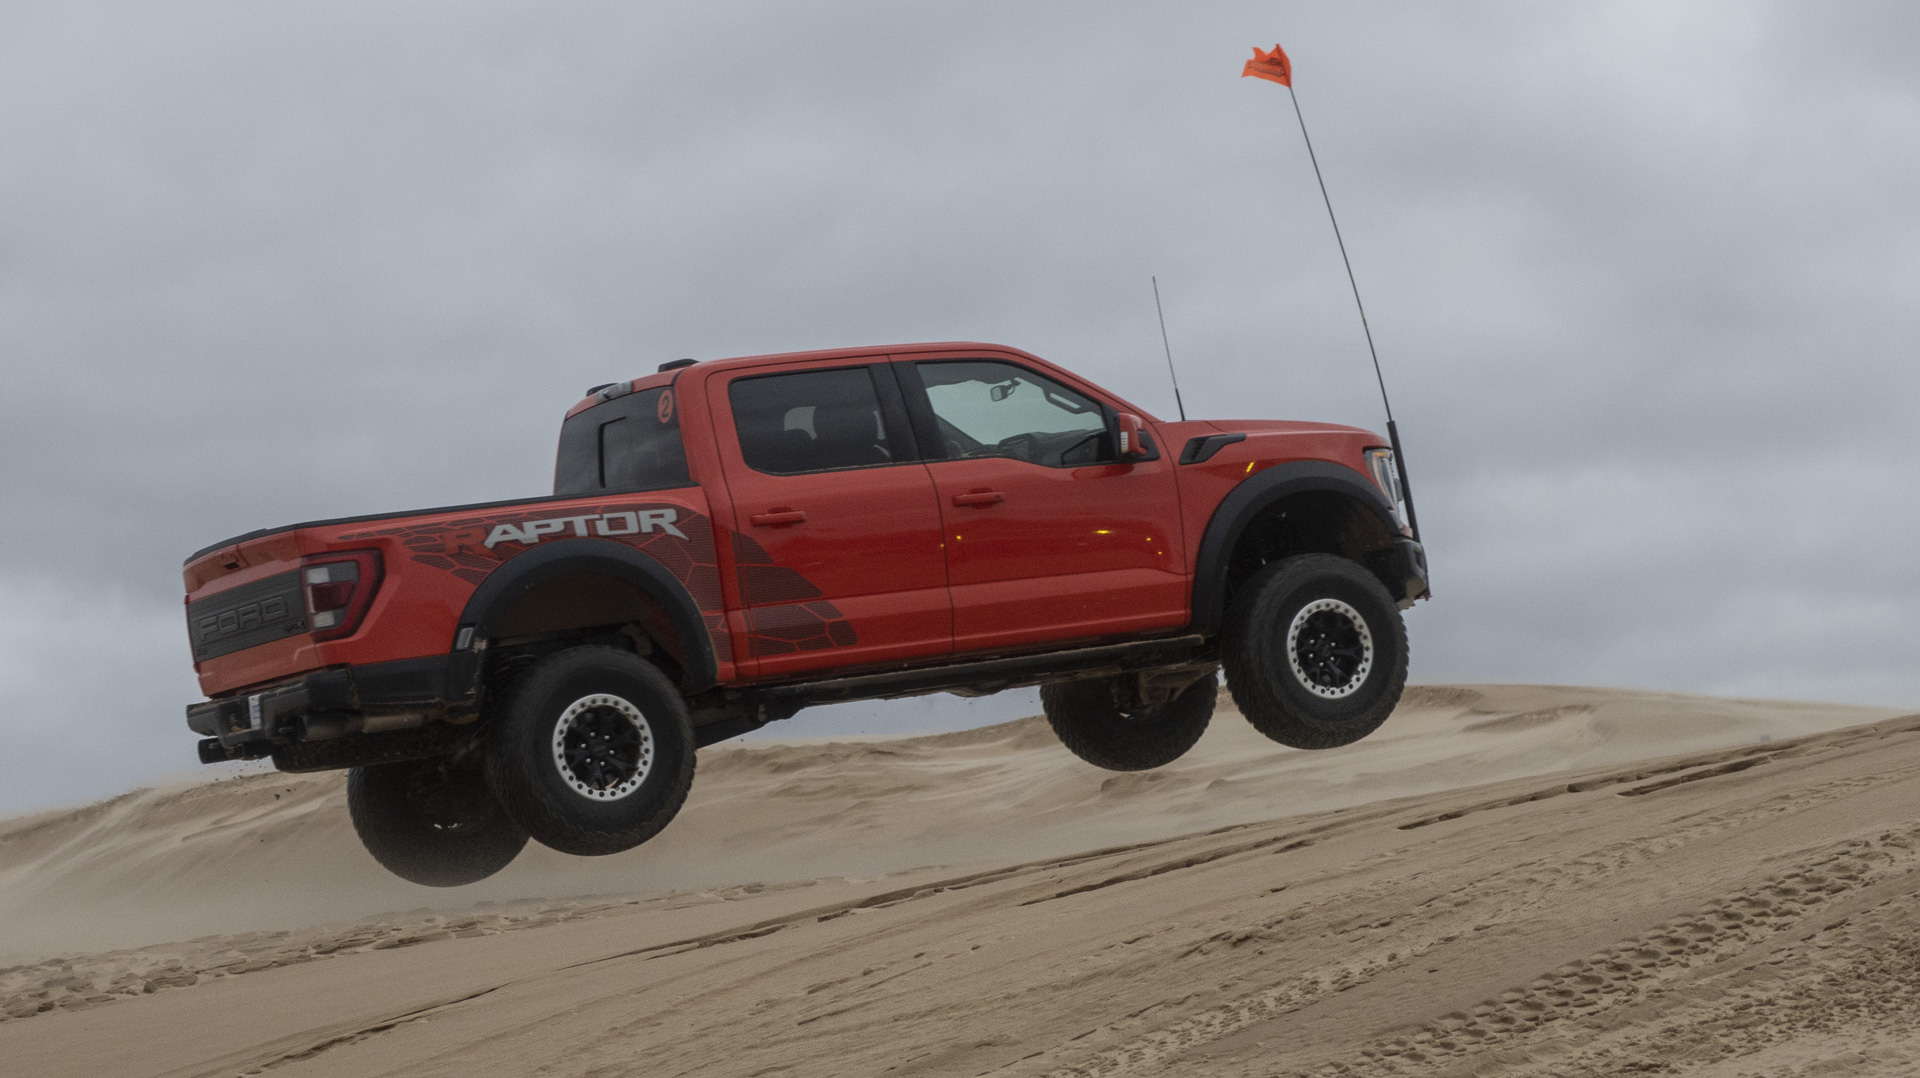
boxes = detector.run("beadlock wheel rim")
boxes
[551,694,654,802]
[1286,598,1374,700]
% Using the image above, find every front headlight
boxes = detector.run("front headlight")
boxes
[1364,447,1406,527]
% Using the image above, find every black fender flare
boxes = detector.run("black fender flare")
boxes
[1189,460,1401,635]
[447,537,718,699]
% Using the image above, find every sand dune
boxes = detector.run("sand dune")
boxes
[1,685,1915,1075]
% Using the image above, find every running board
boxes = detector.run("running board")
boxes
[752,634,1211,707]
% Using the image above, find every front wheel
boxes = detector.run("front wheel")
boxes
[1041,671,1217,771]
[485,646,696,856]
[346,757,528,887]
[1222,554,1408,750]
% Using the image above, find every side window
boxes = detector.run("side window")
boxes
[729,366,898,475]
[554,386,691,496]
[912,361,1110,467]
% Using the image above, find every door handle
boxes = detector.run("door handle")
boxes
[750,509,807,526]
[951,490,1004,507]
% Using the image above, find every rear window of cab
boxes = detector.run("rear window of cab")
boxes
[554,386,693,496]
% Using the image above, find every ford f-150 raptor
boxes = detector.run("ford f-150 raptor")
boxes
[182,343,1429,885]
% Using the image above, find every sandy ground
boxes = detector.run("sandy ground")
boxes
[1,684,1916,1076]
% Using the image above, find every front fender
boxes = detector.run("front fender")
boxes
[1189,460,1401,635]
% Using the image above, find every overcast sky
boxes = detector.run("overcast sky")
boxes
[2,1,1916,816]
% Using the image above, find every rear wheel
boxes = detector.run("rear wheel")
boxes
[486,646,696,856]
[1041,672,1217,771]
[1222,554,1408,749]
[346,757,528,887]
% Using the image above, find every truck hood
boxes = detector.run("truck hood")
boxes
[1202,418,1384,442]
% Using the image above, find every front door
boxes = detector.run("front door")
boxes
[899,357,1189,654]
[709,361,952,678]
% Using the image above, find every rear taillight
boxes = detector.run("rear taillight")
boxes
[301,550,383,641]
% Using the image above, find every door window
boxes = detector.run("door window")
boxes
[911,361,1110,468]
[910,361,1113,466]
[729,366,900,475]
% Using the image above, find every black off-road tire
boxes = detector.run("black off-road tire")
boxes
[485,646,695,857]
[1222,554,1408,750]
[346,757,529,887]
[1041,672,1217,771]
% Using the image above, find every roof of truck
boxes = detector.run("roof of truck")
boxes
[564,341,1039,419]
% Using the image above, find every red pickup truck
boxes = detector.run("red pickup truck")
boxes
[183,343,1428,885]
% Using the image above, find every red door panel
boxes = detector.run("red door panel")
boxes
[898,356,1188,654]
[931,457,1187,651]
[707,364,952,677]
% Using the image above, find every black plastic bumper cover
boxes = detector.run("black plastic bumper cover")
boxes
[1382,538,1430,607]
[186,655,451,756]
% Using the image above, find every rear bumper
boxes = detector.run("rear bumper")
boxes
[187,655,456,763]
[188,670,354,761]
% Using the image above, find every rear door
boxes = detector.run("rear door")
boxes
[898,356,1188,654]
[707,361,952,677]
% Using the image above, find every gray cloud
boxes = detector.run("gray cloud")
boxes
[2,1,1916,814]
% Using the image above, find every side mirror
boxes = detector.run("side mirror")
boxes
[1115,413,1149,459]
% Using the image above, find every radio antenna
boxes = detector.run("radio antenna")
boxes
[1244,43,1420,542]
[1151,276,1187,421]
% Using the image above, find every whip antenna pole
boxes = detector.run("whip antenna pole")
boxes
[1243,43,1420,542]
[1151,276,1187,421]
[1285,86,1390,425]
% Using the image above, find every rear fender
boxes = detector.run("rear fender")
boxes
[450,538,719,698]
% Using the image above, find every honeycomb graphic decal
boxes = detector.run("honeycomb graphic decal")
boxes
[731,533,858,658]
[339,502,732,665]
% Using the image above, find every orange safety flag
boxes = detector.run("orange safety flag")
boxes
[1242,44,1292,87]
